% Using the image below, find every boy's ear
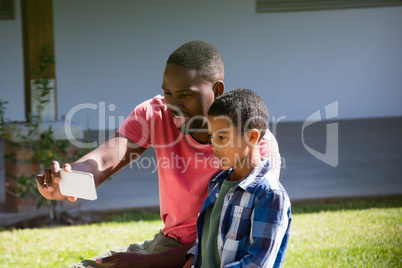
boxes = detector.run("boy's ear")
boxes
[213,81,225,98]
[247,129,261,145]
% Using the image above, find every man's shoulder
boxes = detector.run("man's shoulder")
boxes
[129,95,170,120]
[138,95,167,110]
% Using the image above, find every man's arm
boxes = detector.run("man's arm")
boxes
[93,242,194,268]
[260,129,281,180]
[36,134,147,201]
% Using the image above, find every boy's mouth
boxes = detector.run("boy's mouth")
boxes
[212,157,223,168]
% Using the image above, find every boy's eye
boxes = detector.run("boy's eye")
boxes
[218,136,226,140]
[164,92,172,96]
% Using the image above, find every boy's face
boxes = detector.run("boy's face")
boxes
[208,115,250,170]
[162,64,222,131]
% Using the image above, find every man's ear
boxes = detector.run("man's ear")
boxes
[247,129,261,146]
[213,81,225,98]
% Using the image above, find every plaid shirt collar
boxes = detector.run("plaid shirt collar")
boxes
[209,158,271,193]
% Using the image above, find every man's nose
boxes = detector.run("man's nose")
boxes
[170,97,185,111]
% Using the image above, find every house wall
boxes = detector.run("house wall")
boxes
[0,0,24,121]
[1,0,401,129]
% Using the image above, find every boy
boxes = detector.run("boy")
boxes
[36,41,282,268]
[184,88,291,268]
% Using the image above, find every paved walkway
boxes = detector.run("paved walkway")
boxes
[1,117,401,226]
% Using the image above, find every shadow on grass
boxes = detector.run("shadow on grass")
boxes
[100,209,161,223]
[1,208,162,231]
[101,195,402,224]
[291,195,402,214]
[3,196,401,230]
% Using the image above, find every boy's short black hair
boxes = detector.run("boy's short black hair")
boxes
[167,40,224,82]
[208,88,269,140]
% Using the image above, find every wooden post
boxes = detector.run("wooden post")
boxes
[21,0,57,121]
[5,0,84,213]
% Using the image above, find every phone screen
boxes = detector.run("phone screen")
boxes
[59,170,97,200]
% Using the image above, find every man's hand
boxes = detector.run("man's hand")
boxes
[183,255,194,268]
[36,161,77,202]
[92,253,148,268]
[36,136,147,203]
[89,242,194,268]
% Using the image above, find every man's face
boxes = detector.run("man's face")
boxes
[162,64,217,131]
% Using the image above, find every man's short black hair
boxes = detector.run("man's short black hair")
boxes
[167,40,224,82]
[208,88,269,140]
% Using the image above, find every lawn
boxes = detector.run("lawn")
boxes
[0,196,401,267]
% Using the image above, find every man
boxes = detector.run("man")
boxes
[36,40,281,268]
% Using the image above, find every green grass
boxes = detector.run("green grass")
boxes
[0,197,401,268]
[0,211,163,268]
[288,197,402,268]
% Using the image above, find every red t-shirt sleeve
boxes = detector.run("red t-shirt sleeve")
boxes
[117,97,164,148]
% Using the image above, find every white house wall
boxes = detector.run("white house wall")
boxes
[1,0,401,129]
[0,0,24,122]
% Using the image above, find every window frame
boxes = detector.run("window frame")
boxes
[256,0,402,13]
[0,0,14,20]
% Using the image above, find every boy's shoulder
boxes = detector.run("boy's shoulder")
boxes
[207,161,289,199]
[246,163,289,201]
[260,170,284,191]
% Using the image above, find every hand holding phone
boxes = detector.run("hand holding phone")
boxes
[59,170,97,200]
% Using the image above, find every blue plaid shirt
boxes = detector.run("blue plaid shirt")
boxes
[188,160,291,268]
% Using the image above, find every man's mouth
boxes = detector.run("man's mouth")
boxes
[172,115,190,128]
[169,109,190,128]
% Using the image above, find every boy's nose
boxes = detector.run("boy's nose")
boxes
[211,146,219,153]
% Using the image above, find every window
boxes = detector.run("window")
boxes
[0,0,14,20]
[256,0,402,13]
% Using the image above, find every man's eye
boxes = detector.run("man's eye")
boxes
[218,136,226,140]
[164,92,172,96]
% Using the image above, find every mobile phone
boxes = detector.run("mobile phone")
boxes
[59,170,97,200]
